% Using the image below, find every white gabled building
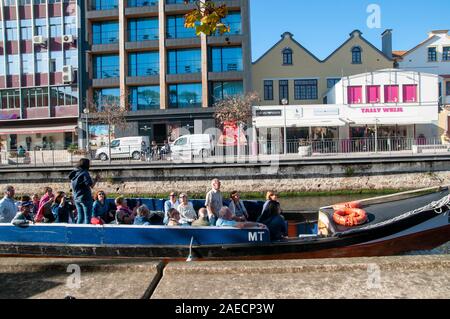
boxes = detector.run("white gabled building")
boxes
[396,30,450,135]
[253,69,440,143]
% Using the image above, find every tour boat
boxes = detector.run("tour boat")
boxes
[0,186,448,260]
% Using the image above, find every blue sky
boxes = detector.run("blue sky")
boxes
[250,0,449,62]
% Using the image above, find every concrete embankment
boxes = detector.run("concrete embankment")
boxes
[0,255,448,299]
[0,155,449,195]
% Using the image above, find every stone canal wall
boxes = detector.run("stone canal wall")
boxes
[0,156,449,195]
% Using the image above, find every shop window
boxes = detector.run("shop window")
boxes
[384,85,399,103]
[366,85,380,103]
[347,86,362,104]
[403,85,417,103]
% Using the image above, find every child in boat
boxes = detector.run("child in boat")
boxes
[11,201,34,227]
[134,205,151,226]
[115,197,136,225]
[167,208,181,226]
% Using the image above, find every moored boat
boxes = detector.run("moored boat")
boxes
[0,186,449,260]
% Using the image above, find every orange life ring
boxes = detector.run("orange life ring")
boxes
[332,201,362,211]
[333,208,368,227]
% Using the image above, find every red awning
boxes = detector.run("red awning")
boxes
[441,75,450,79]
[0,125,77,135]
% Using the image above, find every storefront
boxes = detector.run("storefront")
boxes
[0,125,78,152]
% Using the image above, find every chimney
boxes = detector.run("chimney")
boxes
[382,29,393,59]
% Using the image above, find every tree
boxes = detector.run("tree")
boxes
[184,0,230,36]
[86,94,129,162]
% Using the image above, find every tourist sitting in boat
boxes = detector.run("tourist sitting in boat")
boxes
[228,191,249,222]
[11,201,34,227]
[167,208,181,226]
[51,192,75,224]
[216,207,266,229]
[192,208,211,227]
[93,191,114,224]
[262,191,279,214]
[15,195,31,214]
[134,205,152,226]
[34,186,54,223]
[177,193,197,225]
[115,197,136,225]
[0,186,17,224]
[31,194,40,217]
[164,192,179,225]
[257,201,288,241]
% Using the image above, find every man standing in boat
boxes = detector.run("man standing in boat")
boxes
[205,179,224,226]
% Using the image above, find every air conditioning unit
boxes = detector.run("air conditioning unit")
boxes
[33,35,47,45]
[62,35,74,44]
[62,65,74,84]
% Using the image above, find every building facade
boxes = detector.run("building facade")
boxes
[396,30,450,137]
[252,30,394,108]
[253,70,439,149]
[85,0,251,147]
[0,0,82,152]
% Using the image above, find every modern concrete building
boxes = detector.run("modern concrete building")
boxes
[0,0,83,152]
[84,0,251,147]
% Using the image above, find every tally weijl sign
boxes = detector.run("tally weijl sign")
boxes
[361,108,405,114]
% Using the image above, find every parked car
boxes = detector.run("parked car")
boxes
[170,134,214,159]
[95,136,150,161]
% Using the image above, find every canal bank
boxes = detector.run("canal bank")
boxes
[0,156,449,195]
[0,255,448,299]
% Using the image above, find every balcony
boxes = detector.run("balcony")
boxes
[208,71,244,82]
[92,78,121,88]
[166,37,201,49]
[166,73,202,84]
[126,75,160,86]
[126,4,159,17]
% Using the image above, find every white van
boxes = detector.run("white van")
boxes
[171,134,214,159]
[95,136,150,161]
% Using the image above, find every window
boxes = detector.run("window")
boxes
[210,47,243,72]
[168,83,202,109]
[0,89,21,110]
[167,49,201,74]
[50,86,78,107]
[279,80,289,103]
[347,86,362,104]
[129,86,160,111]
[128,52,159,76]
[92,21,119,44]
[294,79,318,100]
[384,85,399,103]
[20,20,32,40]
[6,21,18,41]
[64,50,78,68]
[264,80,273,100]
[428,47,437,62]
[366,85,380,103]
[211,81,243,104]
[35,19,47,36]
[128,0,159,7]
[64,16,77,36]
[282,48,293,65]
[128,18,159,42]
[214,11,241,36]
[446,82,450,96]
[93,54,120,79]
[351,47,362,64]
[7,55,19,75]
[443,47,450,61]
[92,0,118,10]
[35,52,48,73]
[327,78,341,89]
[22,88,49,108]
[21,54,33,74]
[403,85,417,103]
[166,15,196,39]
[94,88,120,111]
[49,17,62,38]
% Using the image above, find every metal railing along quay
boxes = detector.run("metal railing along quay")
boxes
[0,137,449,168]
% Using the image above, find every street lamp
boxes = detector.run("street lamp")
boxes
[83,108,90,155]
[281,99,288,155]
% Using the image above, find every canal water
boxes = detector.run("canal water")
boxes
[278,195,449,255]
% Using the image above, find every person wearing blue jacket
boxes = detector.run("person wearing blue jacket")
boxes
[51,192,75,224]
[69,159,99,224]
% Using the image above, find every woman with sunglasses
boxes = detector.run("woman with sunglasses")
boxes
[164,192,179,225]
[93,191,114,224]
